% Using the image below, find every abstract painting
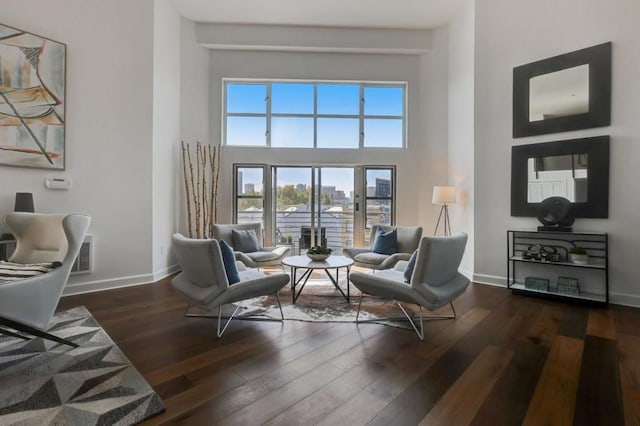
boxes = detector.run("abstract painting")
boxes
[0,23,66,169]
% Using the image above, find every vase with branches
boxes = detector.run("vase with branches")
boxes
[181,141,221,238]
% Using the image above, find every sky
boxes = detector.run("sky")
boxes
[226,82,404,148]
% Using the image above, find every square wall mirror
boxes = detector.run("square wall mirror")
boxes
[511,136,609,218]
[513,42,611,138]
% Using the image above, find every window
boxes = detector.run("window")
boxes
[234,165,266,224]
[234,164,395,249]
[224,81,406,148]
[364,167,395,230]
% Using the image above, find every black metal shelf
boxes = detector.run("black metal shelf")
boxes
[507,230,608,305]
[509,256,606,270]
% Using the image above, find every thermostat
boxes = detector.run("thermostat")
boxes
[45,177,72,190]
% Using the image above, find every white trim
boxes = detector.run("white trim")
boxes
[459,268,474,281]
[609,291,640,308]
[62,264,179,296]
[153,264,181,282]
[473,273,508,287]
[472,273,640,308]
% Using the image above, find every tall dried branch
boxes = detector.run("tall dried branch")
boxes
[186,143,197,238]
[181,141,193,238]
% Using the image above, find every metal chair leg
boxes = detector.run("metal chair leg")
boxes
[397,302,424,341]
[217,304,241,338]
[275,292,285,321]
[355,292,364,323]
[0,316,78,347]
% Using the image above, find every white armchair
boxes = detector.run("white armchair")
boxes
[212,223,290,269]
[0,213,91,347]
[343,225,423,270]
[349,233,469,340]
[171,234,290,338]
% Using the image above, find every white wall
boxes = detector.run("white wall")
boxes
[447,0,475,276]
[417,28,450,235]
[0,0,158,294]
[474,0,640,306]
[152,0,182,279]
[208,50,426,230]
[179,17,212,236]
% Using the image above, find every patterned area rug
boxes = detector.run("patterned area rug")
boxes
[0,306,164,425]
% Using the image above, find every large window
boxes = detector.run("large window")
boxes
[224,81,406,148]
[234,164,395,249]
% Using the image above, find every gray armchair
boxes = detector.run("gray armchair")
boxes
[171,234,290,338]
[349,233,469,340]
[0,213,91,347]
[342,225,423,270]
[212,223,290,269]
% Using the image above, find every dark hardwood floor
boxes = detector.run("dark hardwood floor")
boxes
[57,277,640,425]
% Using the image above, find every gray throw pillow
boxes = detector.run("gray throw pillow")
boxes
[231,229,260,253]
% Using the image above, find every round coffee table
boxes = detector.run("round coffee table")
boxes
[282,255,354,303]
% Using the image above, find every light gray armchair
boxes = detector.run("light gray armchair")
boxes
[342,225,423,270]
[171,233,290,338]
[0,213,91,347]
[212,223,290,269]
[349,233,469,340]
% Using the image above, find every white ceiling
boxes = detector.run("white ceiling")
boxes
[173,0,465,30]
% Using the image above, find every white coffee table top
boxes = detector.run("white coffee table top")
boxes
[282,255,354,269]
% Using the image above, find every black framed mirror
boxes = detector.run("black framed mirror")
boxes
[513,42,611,138]
[511,136,609,218]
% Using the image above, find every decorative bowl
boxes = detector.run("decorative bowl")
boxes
[307,253,330,261]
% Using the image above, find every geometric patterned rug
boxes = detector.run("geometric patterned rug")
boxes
[0,306,164,425]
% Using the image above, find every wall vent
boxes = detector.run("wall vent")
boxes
[71,235,93,275]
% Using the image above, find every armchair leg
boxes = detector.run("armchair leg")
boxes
[397,302,424,341]
[353,298,457,341]
[217,304,241,338]
[184,297,286,339]
[355,292,364,323]
[0,316,79,348]
[275,292,285,321]
[0,327,30,340]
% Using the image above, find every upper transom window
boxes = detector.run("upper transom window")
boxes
[224,80,406,149]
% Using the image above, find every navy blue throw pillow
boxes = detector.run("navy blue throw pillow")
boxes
[219,240,240,285]
[404,250,418,283]
[371,227,398,255]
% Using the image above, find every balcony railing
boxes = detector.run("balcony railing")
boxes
[237,207,391,250]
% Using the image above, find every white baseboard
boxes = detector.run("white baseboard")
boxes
[472,273,507,287]
[153,264,180,282]
[460,268,474,281]
[472,273,640,308]
[63,264,180,297]
[609,291,640,308]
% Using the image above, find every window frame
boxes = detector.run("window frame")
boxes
[363,166,396,230]
[223,79,407,149]
[233,164,267,229]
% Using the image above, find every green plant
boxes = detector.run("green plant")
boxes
[307,245,332,255]
[569,245,587,255]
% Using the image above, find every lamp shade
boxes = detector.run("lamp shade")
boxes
[432,186,456,204]
[14,192,34,212]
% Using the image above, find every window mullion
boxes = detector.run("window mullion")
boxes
[359,84,365,149]
[314,84,318,148]
[266,83,272,147]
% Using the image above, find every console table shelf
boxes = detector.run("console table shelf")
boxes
[507,230,608,304]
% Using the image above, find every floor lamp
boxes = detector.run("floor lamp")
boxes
[433,186,456,236]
